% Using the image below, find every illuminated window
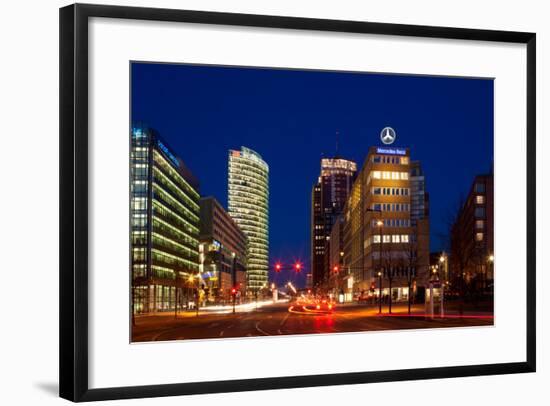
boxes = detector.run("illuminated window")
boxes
[392,235,400,243]
[400,157,409,165]
[372,171,381,179]
[401,235,409,243]
[400,172,409,180]
[373,235,381,243]
[476,220,484,229]
[383,235,391,243]
[476,232,484,241]
[476,195,485,204]
[382,171,391,179]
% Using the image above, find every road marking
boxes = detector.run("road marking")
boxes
[280,313,289,327]
[255,321,270,336]
[277,329,283,335]
[208,322,220,328]
[227,324,234,329]
[219,330,224,337]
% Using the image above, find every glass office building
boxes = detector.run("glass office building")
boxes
[131,124,200,313]
[228,147,269,292]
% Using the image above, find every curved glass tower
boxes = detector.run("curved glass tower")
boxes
[228,147,269,292]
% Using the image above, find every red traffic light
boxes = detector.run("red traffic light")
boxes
[275,263,282,272]
[231,288,237,295]
[294,262,302,272]
[333,266,339,273]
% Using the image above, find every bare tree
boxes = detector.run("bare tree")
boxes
[403,227,419,315]
[449,195,474,313]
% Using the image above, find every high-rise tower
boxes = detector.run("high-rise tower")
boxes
[311,157,357,288]
[228,147,269,292]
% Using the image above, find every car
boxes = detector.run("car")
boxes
[312,299,335,313]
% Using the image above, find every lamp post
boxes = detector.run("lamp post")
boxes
[187,274,195,314]
[361,207,384,302]
[231,252,236,314]
[439,253,447,282]
[376,219,383,312]
[377,271,382,314]
[487,254,494,295]
[174,270,179,319]
[428,265,439,318]
[194,274,200,317]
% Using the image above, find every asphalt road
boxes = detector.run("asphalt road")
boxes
[132,301,493,342]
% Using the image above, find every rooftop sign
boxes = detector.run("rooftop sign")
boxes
[376,147,407,155]
[380,127,396,145]
[157,140,180,168]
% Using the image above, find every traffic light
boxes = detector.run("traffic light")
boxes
[275,263,282,272]
[333,265,339,274]
[294,262,302,273]
[231,287,237,295]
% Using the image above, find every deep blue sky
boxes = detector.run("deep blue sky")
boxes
[132,62,493,288]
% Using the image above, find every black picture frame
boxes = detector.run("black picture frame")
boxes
[59,3,536,402]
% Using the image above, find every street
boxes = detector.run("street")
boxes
[132,300,493,342]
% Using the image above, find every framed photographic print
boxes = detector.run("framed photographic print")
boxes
[59,3,536,402]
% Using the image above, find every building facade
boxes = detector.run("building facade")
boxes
[131,124,201,313]
[342,146,430,302]
[410,161,429,226]
[199,197,248,303]
[228,147,269,292]
[310,157,357,289]
[450,173,494,291]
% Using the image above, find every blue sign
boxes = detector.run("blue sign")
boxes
[157,140,180,167]
[376,147,407,156]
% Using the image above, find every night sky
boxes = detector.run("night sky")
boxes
[131,62,494,288]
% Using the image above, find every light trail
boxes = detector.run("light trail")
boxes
[199,299,288,314]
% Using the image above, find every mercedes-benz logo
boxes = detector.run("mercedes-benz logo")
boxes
[380,127,396,145]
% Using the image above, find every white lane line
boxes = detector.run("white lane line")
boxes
[227,324,234,329]
[255,321,270,336]
[219,330,224,337]
[277,329,283,335]
[280,313,289,327]
[208,322,220,328]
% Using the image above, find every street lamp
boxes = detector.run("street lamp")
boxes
[431,265,439,281]
[377,271,382,314]
[487,254,494,294]
[366,207,382,302]
[439,253,448,282]
[376,219,384,313]
[187,273,199,316]
[231,252,236,313]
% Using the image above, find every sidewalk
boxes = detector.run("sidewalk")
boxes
[332,301,493,316]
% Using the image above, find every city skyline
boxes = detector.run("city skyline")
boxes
[131,62,494,287]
